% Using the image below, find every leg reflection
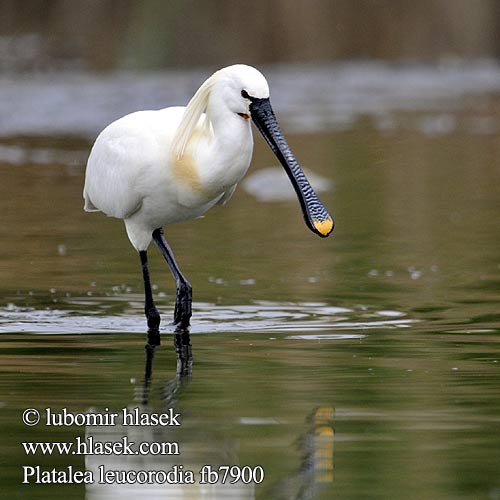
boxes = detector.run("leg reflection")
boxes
[140,330,161,405]
[139,329,192,406]
[174,330,192,377]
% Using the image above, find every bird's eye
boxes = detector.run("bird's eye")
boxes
[241,90,250,99]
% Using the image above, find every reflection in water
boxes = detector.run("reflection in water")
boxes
[141,329,193,407]
[141,329,192,407]
[85,331,258,499]
[140,330,161,406]
[274,407,335,500]
[173,331,193,378]
[85,331,334,499]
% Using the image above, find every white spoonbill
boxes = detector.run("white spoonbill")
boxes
[83,64,334,332]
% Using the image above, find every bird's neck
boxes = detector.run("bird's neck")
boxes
[206,100,251,150]
[201,102,253,192]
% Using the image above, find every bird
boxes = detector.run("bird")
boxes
[83,64,334,333]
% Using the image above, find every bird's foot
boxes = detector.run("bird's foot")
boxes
[172,281,192,331]
[145,306,161,333]
[172,304,191,331]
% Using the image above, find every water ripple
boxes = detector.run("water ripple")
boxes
[0,298,416,336]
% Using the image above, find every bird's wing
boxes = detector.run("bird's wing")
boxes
[84,112,166,219]
[216,184,237,206]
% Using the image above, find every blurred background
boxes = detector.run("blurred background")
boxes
[1,0,500,71]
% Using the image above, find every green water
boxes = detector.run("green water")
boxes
[1,116,499,499]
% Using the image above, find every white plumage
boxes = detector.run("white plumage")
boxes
[85,65,269,251]
[83,64,333,332]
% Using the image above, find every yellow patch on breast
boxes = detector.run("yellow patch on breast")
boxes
[173,150,203,193]
[172,128,208,193]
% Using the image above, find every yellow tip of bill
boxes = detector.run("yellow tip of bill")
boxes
[313,218,334,237]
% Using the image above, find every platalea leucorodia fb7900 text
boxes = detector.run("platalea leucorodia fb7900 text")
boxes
[83,64,334,333]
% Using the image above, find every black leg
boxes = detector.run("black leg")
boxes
[139,250,161,332]
[152,228,192,330]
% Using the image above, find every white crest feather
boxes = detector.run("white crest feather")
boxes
[172,73,217,160]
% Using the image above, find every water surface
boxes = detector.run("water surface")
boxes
[1,63,499,499]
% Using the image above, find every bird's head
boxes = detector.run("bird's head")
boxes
[210,64,270,120]
[178,64,334,238]
[218,64,334,238]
